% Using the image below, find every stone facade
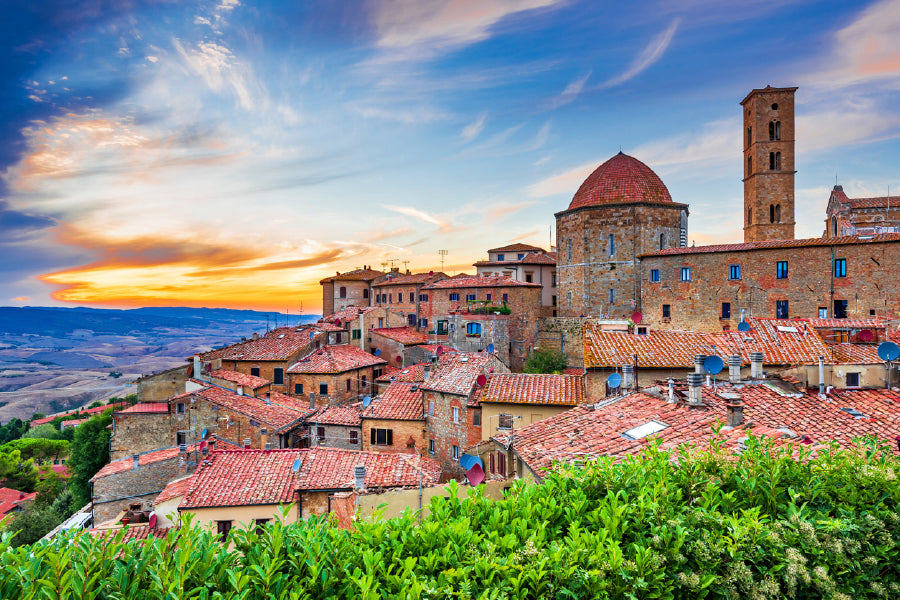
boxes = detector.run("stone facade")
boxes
[555,202,687,319]
[444,314,510,367]
[110,410,174,461]
[742,86,797,243]
[286,366,380,407]
[423,389,479,479]
[136,365,189,403]
[222,358,296,394]
[320,267,385,318]
[372,270,447,331]
[361,417,426,454]
[306,423,362,450]
[536,317,587,368]
[639,235,900,331]
[824,185,900,237]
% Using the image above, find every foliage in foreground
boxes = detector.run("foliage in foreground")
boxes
[2,436,900,599]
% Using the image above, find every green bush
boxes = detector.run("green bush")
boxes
[1,437,899,599]
[523,348,568,373]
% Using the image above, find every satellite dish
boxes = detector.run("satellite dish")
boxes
[459,454,475,471]
[148,513,157,529]
[486,343,495,354]
[607,373,622,389]
[201,428,208,439]
[309,331,315,339]
[704,355,724,375]
[466,463,485,486]
[374,348,381,356]
[292,459,302,473]
[199,440,207,451]
[858,329,874,342]
[737,321,750,332]
[436,345,444,356]
[362,396,372,408]
[396,356,403,363]
[878,341,900,361]
[631,311,643,324]
[334,319,341,326]
[476,374,487,387]
[429,270,434,276]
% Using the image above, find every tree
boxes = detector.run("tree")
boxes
[0,419,28,445]
[1,438,69,462]
[0,449,39,492]
[22,423,65,441]
[33,470,62,509]
[67,413,112,507]
[2,505,61,547]
[523,348,568,374]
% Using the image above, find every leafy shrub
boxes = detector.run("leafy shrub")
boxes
[1,437,899,599]
[524,348,568,373]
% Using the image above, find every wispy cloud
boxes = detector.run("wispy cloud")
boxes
[348,102,453,124]
[602,18,680,88]
[549,71,591,108]
[381,204,453,231]
[461,112,487,142]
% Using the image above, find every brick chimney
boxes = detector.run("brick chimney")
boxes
[727,355,742,383]
[750,352,764,378]
[726,395,744,427]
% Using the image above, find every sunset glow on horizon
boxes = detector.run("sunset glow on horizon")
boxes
[2,0,899,314]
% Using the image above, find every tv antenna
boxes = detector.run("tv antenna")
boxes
[381,259,399,271]
[401,260,410,271]
[438,249,448,272]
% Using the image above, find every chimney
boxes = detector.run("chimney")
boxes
[424,364,431,380]
[818,355,825,394]
[193,355,201,379]
[622,364,635,389]
[132,454,140,470]
[667,379,676,403]
[728,355,742,384]
[353,465,366,490]
[686,373,704,405]
[726,395,744,427]
[750,352,764,379]
[309,392,316,410]
[265,392,271,405]
[693,355,706,374]
[237,385,244,396]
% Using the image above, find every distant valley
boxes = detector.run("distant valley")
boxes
[0,306,318,422]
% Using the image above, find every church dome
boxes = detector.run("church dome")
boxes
[568,152,673,210]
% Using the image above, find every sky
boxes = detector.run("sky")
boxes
[2,0,899,314]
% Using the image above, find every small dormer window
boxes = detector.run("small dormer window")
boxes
[623,420,667,440]
[517,253,525,260]
[497,254,504,261]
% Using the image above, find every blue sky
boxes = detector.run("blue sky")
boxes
[2,0,899,312]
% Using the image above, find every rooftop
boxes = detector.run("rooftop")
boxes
[115,403,169,414]
[31,402,127,426]
[320,306,380,324]
[210,369,271,389]
[423,275,541,290]
[297,447,441,491]
[308,404,363,427]
[480,374,585,406]
[178,386,310,430]
[638,233,900,258]
[376,363,428,383]
[486,243,545,253]
[371,327,429,346]
[91,443,202,481]
[830,186,900,210]
[90,525,172,542]
[565,152,675,212]
[217,330,311,362]
[361,383,424,421]
[0,487,37,516]
[154,475,195,505]
[287,344,386,374]
[421,352,502,396]
[372,271,446,287]
[319,267,385,284]
[475,251,557,267]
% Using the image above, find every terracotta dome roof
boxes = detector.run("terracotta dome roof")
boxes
[567,152,672,210]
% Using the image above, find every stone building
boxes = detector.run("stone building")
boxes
[319,267,386,318]
[369,327,429,369]
[286,344,386,407]
[305,404,363,450]
[474,243,558,316]
[825,185,900,237]
[360,382,426,454]
[110,403,172,461]
[477,373,584,441]
[554,152,688,320]
[372,270,447,330]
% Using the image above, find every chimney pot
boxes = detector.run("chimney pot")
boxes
[750,352,765,378]
[726,396,744,427]
[622,364,635,389]
[727,355,742,383]
[353,465,366,490]
[686,373,704,405]
[694,355,706,374]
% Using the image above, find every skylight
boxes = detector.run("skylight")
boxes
[623,420,668,440]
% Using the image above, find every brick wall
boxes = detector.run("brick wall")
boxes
[361,418,426,454]
[445,314,510,367]
[287,366,378,407]
[331,281,374,314]
[640,239,900,331]
[536,317,585,368]
[225,359,296,393]
[168,396,296,450]
[110,412,174,461]
[423,390,477,478]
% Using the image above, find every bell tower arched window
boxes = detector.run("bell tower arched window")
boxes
[659,233,665,250]
[770,204,775,223]
[775,204,781,222]
[769,121,781,141]
[748,207,752,225]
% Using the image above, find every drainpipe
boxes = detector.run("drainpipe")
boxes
[818,355,825,394]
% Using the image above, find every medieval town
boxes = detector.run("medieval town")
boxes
[7,84,889,546]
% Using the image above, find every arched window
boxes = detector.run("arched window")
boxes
[769,121,775,140]
[770,204,775,223]
[831,217,838,236]
[747,156,752,175]
[339,286,347,298]
[775,204,781,222]
[747,127,752,147]
[659,233,665,250]
[774,121,781,140]
[748,207,752,225]
[775,152,781,170]
[769,152,776,170]
[567,238,572,262]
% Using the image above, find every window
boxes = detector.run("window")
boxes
[747,126,752,147]
[339,286,346,298]
[407,313,416,326]
[449,292,459,301]
[769,120,781,141]
[834,299,848,319]
[489,452,495,473]
[466,293,476,302]
[363,288,369,299]
[217,521,232,542]
[419,294,428,302]
[377,317,384,328]
[551,272,557,286]
[834,258,847,278]
[250,367,260,377]
[466,322,482,336]
[722,302,731,319]
[497,254,505,261]
[748,206,752,225]
[473,411,481,426]
[452,445,460,461]
[370,428,393,446]
[486,294,492,301]
[498,414,514,430]
[747,156,752,176]
[497,452,506,476]
[452,407,459,423]
[319,383,328,395]
[659,233,665,250]
[650,269,660,282]
[294,383,303,395]
[680,267,691,281]
[608,234,615,256]
[776,300,789,319]
[818,307,828,319]
[729,264,741,280]
[317,427,325,443]
[637,326,648,335]
[846,372,860,387]
[428,439,435,454]
[361,375,367,388]
[346,379,351,392]
[768,151,781,170]
[352,329,361,339]
[389,294,393,303]
[255,519,270,535]
[770,204,775,223]
[775,204,781,222]
[517,253,525,260]
[552,295,557,306]
[567,239,572,261]
[176,403,186,414]
[525,272,533,283]
[771,103,778,111]
[437,320,448,335]
[419,318,428,328]
[335,333,342,344]
[176,431,186,446]
[428,400,434,416]
[273,368,284,385]
[623,421,668,440]
[776,261,788,279]
[609,288,615,304]
[502,293,508,302]
[662,304,671,319]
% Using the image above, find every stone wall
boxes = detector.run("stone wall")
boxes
[287,366,379,407]
[423,390,476,479]
[110,411,174,461]
[536,317,585,368]
[306,423,362,450]
[136,365,189,403]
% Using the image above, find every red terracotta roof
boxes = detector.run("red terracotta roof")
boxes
[481,374,585,406]
[91,443,203,481]
[449,272,473,279]
[319,268,385,284]
[297,447,441,491]
[376,363,428,383]
[563,367,586,376]
[476,251,557,267]
[179,449,303,509]
[186,386,310,430]
[826,343,883,364]
[362,383,424,420]
[30,402,127,426]
[309,404,363,427]
[419,344,456,355]
[487,243,545,253]
[421,352,503,396]
[61,418,88,427]
[639,233,900,258]
[372,327,428,346]
[210,369,270,389]
[372,272,447,287]
[287,344,386,374]
[0,488,37,516]
[90,525,172,541]
[320,306,380,324]
[567,153,674,211]
[423,275,541,289]
[808,318,884,329]
[116,403,169,414]
[218,331,310,362]
[154,475,195,505]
